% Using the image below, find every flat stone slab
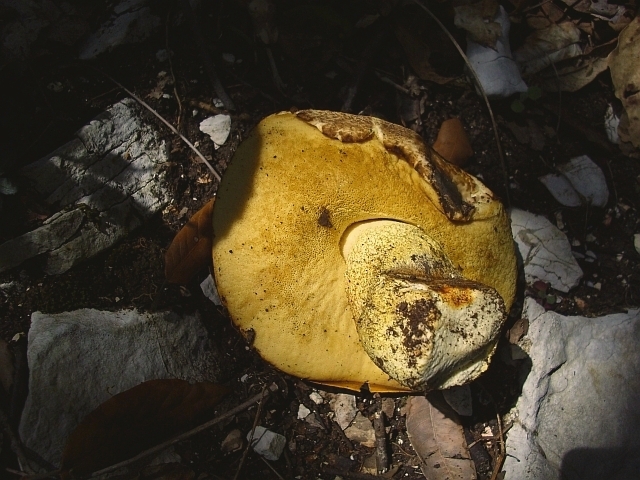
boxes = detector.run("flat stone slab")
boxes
[0,98,169,274]
[539,155,609,208]
[510,208,583,292]
[504,298,640,480]
[19,309,222,466]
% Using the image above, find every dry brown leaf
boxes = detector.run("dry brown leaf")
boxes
[608,16,640,148]
[393,11,458,85]
[406,393,476,480]
[432,118,474,167]
[165,199,214,284]
[537,41,613,92]
[453,0,501,47]
[515,22,583,76]
[61,379,230,478]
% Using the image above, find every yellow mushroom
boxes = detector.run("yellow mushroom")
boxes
[212,110,516,393]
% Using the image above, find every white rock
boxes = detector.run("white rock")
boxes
[200,274,222,305]
[199,115,231,148]
[635,233,640,255]
[309,391,324,405]
[327,393,357,430]
[247,426,286,461]
[297,404,311,420]
[504,298,640,480]
[605,104,621,144]
[465,6,528,97]
[5,98,170,275]
[510,208,583,292]
[539,155,609,207]
[344,412,375,448]
[79,0,161,60]
[442,384,473,417]
[19,309,222,466]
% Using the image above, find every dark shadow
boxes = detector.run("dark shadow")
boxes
[561,447,640,480]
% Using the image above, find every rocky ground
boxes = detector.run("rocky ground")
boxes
[1,1,639,479]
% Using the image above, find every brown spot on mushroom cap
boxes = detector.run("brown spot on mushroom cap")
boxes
[212,111,517,391]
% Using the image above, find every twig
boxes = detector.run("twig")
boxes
[166,9,184,131]
[178,0,235,111]
[412,0,511,208]
[233,387,268,480]
[6,468,26,476]
[489,409,506,480]
[85,391,269,478]
[20,469,61,480]
[373,396,389,474]
[258,456,285,480]
[375,72,411,95]
[93,69,221,182]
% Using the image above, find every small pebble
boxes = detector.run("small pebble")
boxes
[309,391,324,404]
[585,233,597,243]
[297,404,311,420]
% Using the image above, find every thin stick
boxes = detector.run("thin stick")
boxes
[166,10,184,131]
[412,0,511,208]
[258,456,285,480]
[233,387,268,480]
[489,410,506,480]
[86,391,268,478]
[19,469,61,480]
[94,69,221,182]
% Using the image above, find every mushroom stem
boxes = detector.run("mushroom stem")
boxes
[342,220,506,390]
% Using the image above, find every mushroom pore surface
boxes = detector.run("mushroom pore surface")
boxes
[212,110,517,392]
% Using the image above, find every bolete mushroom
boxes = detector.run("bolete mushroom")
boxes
[211,110,516,393]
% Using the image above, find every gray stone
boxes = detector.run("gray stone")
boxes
[79,0,161,60]
[199,115,231,148]
[0,98,170,274]
[461,6,528,97]
[442,384,473,417]
[504,298,640,480]
[344,412,375,448]
[247,426,286,461]
[19,309,222,466]
[539,155,609,208]
[510,208,583,292]
[327,393,357,430]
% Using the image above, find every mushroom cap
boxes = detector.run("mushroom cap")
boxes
[212,110,517,392]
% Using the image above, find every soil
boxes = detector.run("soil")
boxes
[1,1,639,479]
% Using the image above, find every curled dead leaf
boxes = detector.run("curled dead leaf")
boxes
[406,393,476,480]
[165,200,214,284]
[61,379,230,478]
[432,118,474,166]
[393,8,460,85]
[608,17,640,148]
[453,0,501,47]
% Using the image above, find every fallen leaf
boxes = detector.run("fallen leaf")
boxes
[515,22,582,76]
[165,199,214,284]
[608,17,640,147]
[393,9,459,85]
[537,45,611,92]
[61,379,230,478]
[453,0,501,47]
[406,393,476,480]
[432,118,474,166]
